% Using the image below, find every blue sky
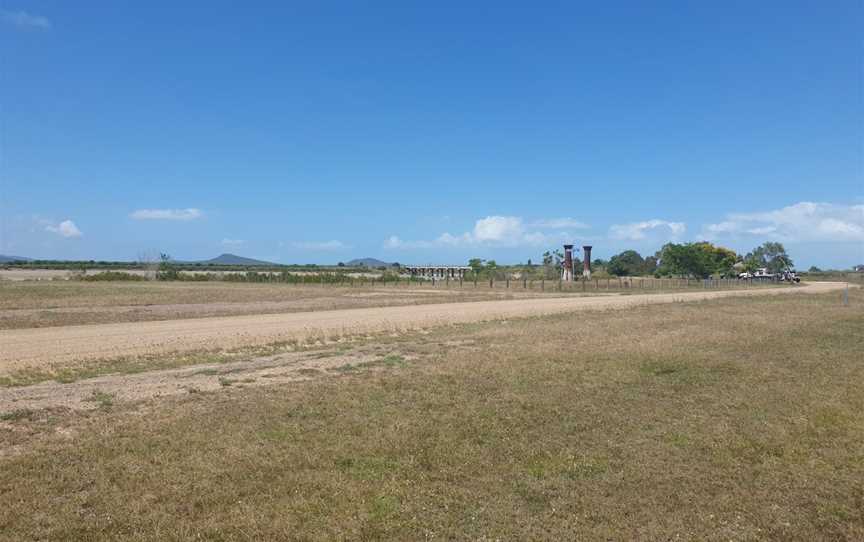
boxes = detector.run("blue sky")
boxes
[2,1,862,268]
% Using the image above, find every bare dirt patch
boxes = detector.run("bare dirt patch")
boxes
[0,346,427,414]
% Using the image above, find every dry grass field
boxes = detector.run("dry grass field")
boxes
[0,280,529,329]
[0,282,820,374]
[0,278,779,329]
[0,285,861,540]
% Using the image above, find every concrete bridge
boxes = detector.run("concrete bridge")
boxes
[403,265,471,279]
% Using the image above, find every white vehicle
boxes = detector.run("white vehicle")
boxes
[739,267,800,283]
[752,268,775,279]
[739,268,777,280]
[780,270,801,283]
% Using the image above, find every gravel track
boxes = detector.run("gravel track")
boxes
[0,282,845,371]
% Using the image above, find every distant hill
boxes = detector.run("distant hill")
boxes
[346,257,395,268]
[198,253,277,266]
[0,254,33,263]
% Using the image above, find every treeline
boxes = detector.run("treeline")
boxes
[78,269,408,284]
[463,242,793,281]
[154,269,406,284]
[604,241,793,279]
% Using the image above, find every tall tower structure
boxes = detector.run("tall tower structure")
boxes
[562,244,574,281]
[582,245,593,280]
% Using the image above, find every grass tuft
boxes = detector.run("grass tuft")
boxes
[83,390,114,409]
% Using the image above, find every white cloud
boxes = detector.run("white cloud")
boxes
[384,236,429,249]
[221,238,245,246]
[384,215,589,250]
[45,219,82,238]
[609,219,686,241]
[130,208,203,221]
[384,233,472,249]
[702,202,864,242]
[1,10,51,30]
[290,240,350,251]
[473,216,526,243]
[528,218,590,229]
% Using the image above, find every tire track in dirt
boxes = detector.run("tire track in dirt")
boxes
[0,282,846,371]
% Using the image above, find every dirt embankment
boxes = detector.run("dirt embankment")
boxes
[0,282,848,372]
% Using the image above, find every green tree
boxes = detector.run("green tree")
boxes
[157,253,180,281]
[541,249,564,279]
[695,242,738,276]
[655,242,738,278]
[744,242,793,273]
[643,255,658,275]
[468,258,485,274]
[608,250,646,276]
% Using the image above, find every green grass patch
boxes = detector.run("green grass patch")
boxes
[83,390,114,409]
[0,408,37,422]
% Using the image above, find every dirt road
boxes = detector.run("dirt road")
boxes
[0,282,846,371]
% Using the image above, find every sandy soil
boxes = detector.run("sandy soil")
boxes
[0,269,161,281]
[0,269,80,281]
[0,348,414,414]
[0,282,846,372]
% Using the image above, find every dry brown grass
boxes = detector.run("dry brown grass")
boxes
[0,279,780,329]
[0,289,861,540]
[0,280,461,310]
[0,280,559,329]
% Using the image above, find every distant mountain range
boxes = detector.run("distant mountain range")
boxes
[197,253,276,266]
[345,258,395,268]
[0,253,398,268]
[0,255,33,263]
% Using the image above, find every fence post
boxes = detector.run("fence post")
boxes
[541,279,545,291]
[506,278,510,289]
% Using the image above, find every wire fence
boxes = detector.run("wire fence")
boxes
[222,274,790,292]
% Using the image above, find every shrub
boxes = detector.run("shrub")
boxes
[81,271,147,282]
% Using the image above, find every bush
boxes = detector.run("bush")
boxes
[81,271,147,282]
